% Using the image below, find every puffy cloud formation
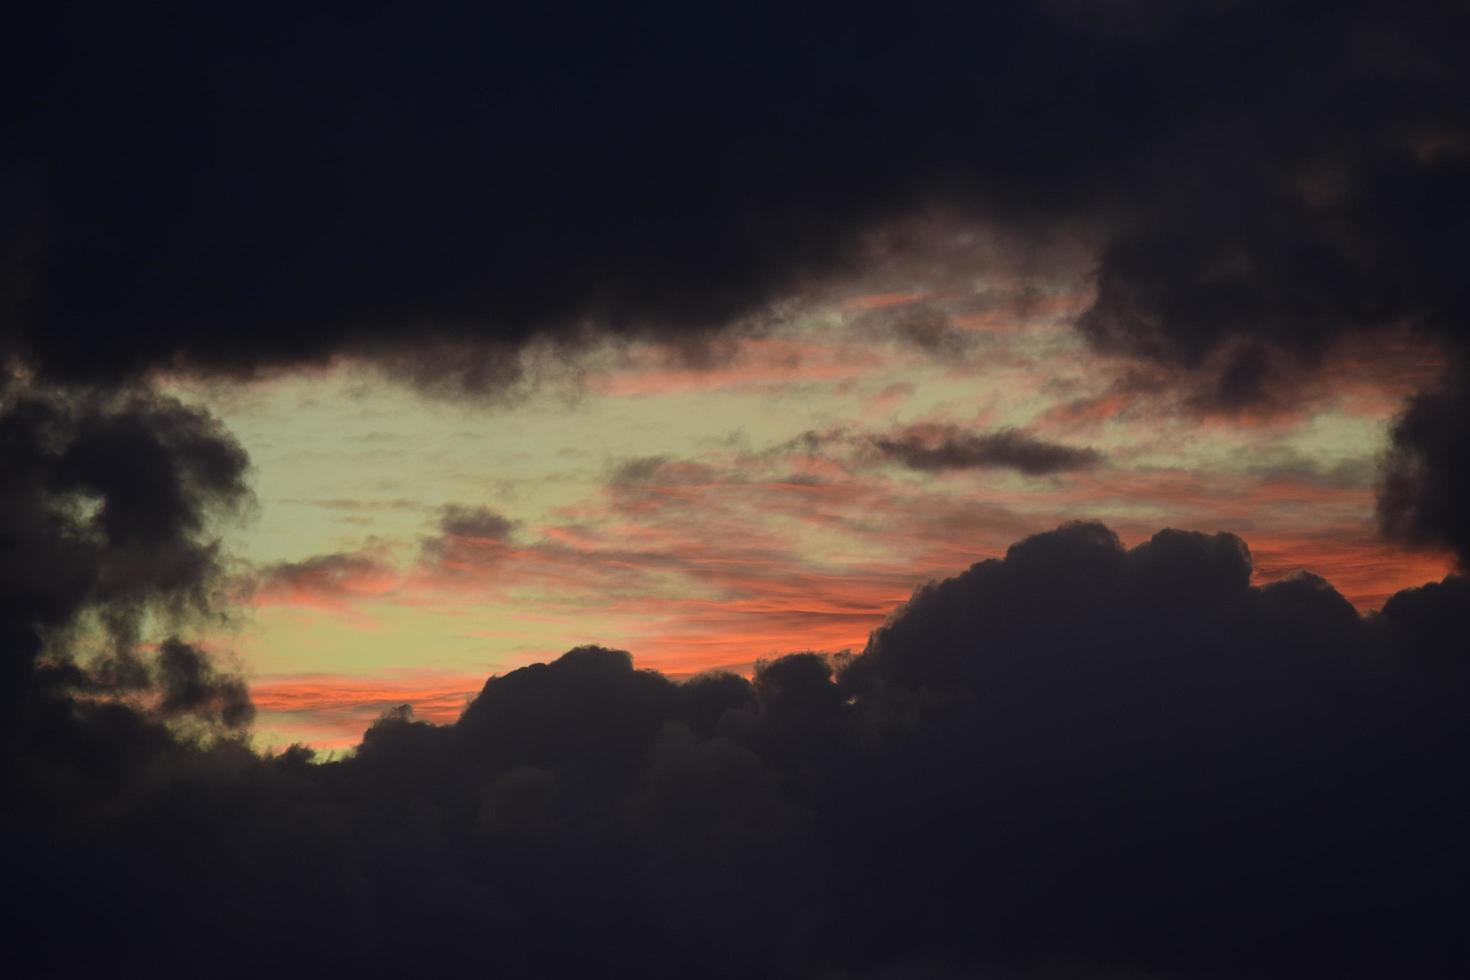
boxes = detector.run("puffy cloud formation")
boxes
[0,385,275,973]
[10,514,1470,977]
[0,385,250,676]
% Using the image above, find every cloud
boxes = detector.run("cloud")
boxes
[154,637,254,728]
[437,505,515,543]
[849,300,972,357]
[0,385,250,660]
[12,518,1470,976]
[8,1,1467,562]
[5,4,1461,392]
[869,424,1103,475]
[251,551,401,611]
[1379,371,1470,566]
[0,384,279,973]
[608,455,681,486]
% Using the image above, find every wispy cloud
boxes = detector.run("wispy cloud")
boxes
[868,423,1103,474]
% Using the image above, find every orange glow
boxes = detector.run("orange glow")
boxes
[842,291,926,311]
[252,671,483,750]
[590,336,892,397]
[1245,533,1455,610]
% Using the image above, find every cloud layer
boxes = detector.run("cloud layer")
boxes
[7,2,1469,561]
[9,511,1470,977]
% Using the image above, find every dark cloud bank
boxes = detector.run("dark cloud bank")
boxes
[6,384,1470,977]
[5,0,1470,556]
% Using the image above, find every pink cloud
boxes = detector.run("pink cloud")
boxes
[250,552,401,612]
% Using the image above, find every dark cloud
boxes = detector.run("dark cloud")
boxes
[154,638,255,728]
[605,455,721,489]
[438,505,515,542]
[3,3,1461,387]
[13,517,1470,977]
[0,386,249,669]
[0,385,280,975]
[6,1,1469,562]
[6,1,1467,554]
[609,456,676,486]
[850,301,972,357]
[870,425,1103,475]
[834,524,1470,977]
[0,387,252,729]
[1378,370,1470,566]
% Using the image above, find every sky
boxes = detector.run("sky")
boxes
[6,2,1470,978]
[169,278,1451,749]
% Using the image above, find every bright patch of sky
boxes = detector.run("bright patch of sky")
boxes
[161,286,1451,750]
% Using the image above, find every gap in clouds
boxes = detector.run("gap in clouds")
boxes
[208,311,1455,747]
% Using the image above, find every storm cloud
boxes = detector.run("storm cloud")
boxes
[0,3,1460,380]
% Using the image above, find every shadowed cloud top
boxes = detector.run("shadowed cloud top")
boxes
[8,504,1470,977]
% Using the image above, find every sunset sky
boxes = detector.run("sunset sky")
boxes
[8,3,1470,977]
[177,277,1452,749]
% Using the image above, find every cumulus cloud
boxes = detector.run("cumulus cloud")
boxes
[13,515,1470,977]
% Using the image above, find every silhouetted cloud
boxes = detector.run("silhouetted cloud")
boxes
[1379,370,1470,566]
[154,637,255,728]
[0,386,249,668]
[6,3,1464,394]
[11,514,1470,977]
[0,385,275,975]
[7,1,1467,560]
[870,425,1102,475]
[438,505,515,542]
